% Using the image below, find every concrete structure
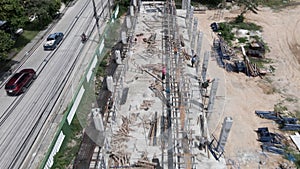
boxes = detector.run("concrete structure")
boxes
[90,1,227,168]
[217,117,233,152]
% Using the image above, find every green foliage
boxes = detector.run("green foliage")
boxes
[23,0,61,30]
[284,146,300,168]
[218,22,235,42]
[198,0,223,8]
[274,103,288,113]
[0,0,26,30]
[0,0,62,60]
[217,19,262,45]
[251,35,260,41]
[13,30,39,51]
[36,9,52,29]
[96,54,109,78]
[295,110,300,119]
[0,30,15,60]
[256,0,288,8]
[23,0,61,18]
[293,154,300,168]
[48,0,61,18]
[238,37,247,43]
[269,65,275,72]
[114,0,131,16]
[61,0,74,4]
[235,0,259,15]
[51,115,82,169]
[285,97,297,103]
[234,14,244,23]
[237,22,261,31]
[249,57,272,68]
[249,57,262,68]
[229,20,262,31]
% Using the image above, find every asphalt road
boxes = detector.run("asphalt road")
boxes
[0,0,110,168]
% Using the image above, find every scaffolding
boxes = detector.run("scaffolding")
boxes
[94,0,222,168]
[162,1,197,168]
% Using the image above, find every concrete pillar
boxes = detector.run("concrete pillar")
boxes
[217,117,233,152]
[106,76,114,92]
[187,0,191,11]
[201,51,210,82]
[207,78,218,114]
[191,18,198,50]
[115,50,122,64]
[188,7,194,40]
[133,0,137,7]
[92,108,104,132]
[196,31,203,57]
[185,0,191,28]
[126,16,132,29]
[121,31,127,44]
[182,0,186,9]
[130,6,134,16]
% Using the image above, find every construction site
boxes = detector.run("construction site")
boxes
[72,0,235,168]
[68,0,300,168]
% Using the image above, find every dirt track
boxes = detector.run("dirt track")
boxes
[195,4,300,168]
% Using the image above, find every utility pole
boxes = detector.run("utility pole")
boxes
[92,0,101,40]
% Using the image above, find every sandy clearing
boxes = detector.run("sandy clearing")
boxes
[195,4,300,168]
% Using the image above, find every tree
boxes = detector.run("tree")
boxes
[0,30,15,60]
[198,0,223,8]
[35,9,52,29]
[235,0,259,15]
[0,0,26,32]
[23,0,61,18]
[22,0,61,30]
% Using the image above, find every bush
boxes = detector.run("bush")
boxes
[218,22,235,42]
[234,14,244,23]
[0,30,15,60]
[238,37,247,43]
[114,0,131,16]
[198,0,223,8]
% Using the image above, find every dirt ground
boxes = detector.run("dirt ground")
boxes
[195,4,300,169]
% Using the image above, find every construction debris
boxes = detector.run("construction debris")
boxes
[256,127,282,144]
[134,160,157,168]
[109,153,131,167]
[212,36,267,77]
[256,127,286,155]
[255,110,300,131]
[143,33,156,44]
[182,48,191,60]
[140,100,155,110]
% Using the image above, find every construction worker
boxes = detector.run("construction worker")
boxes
[191,54,197,67]
[162,66,166,81]
[202,79,211,89]
[174,47,178,55]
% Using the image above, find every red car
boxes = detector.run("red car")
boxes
[5,69,36,96]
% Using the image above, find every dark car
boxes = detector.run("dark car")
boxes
[43,32,64,50]
[5,69,36,96]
